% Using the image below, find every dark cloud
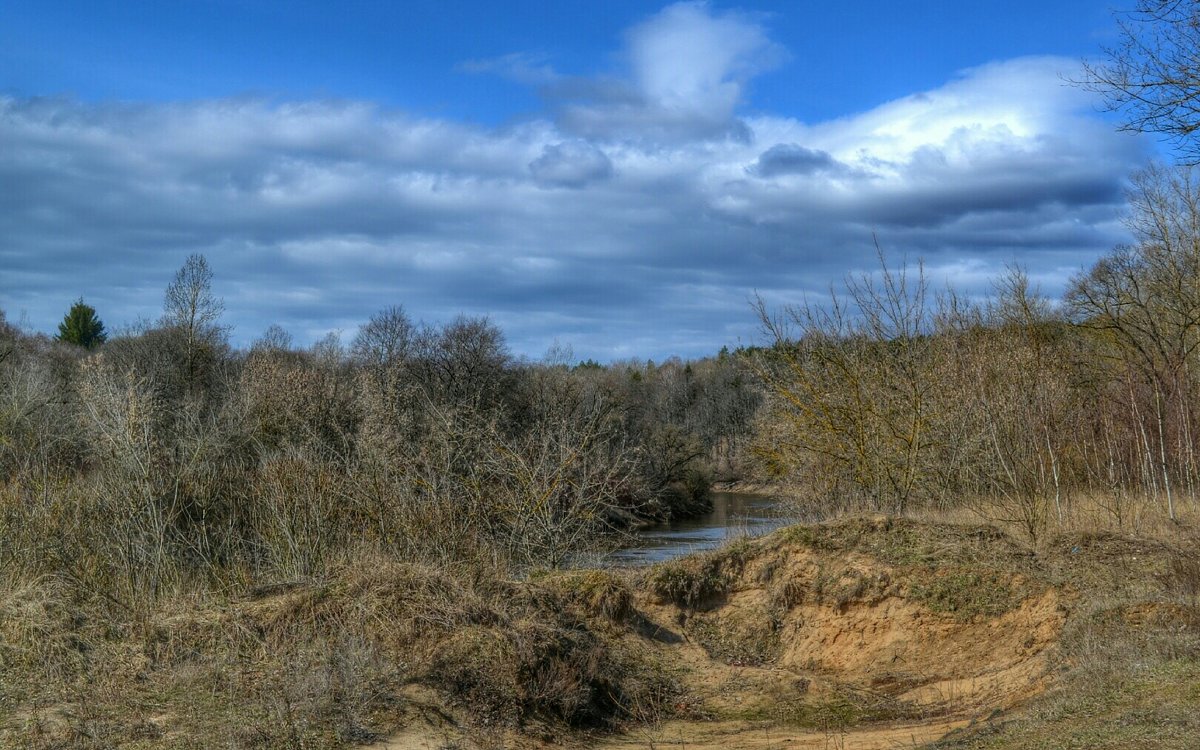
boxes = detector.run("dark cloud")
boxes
[0,15,1149,363]
[747,144,842,177]
[529,141,613,187]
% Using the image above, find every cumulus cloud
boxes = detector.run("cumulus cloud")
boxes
[0,5,1147,361]
[551,1,786,141]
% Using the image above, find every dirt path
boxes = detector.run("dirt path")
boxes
[591,717,970,749]
[373,716,971,750]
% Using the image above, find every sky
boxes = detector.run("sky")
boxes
[0,0,1157,360]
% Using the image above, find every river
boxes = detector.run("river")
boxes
[605,491,786,566]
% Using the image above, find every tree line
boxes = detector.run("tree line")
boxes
[750,165,1200,538]
[0,259,760,616]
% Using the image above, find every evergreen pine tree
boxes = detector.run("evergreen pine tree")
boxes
[56,298,107,348]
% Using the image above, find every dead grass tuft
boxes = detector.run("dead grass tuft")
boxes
[537,569,635,623]
[644,537,753,609]
[0,577,87,682]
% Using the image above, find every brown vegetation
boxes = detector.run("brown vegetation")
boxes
[0,257,760,749]
[750,167,1200,543]
[0,513,1111,750]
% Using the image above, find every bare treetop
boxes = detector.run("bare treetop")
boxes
[1082,1,1200,163]
[163,253,224,341]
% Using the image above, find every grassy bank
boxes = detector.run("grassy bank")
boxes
[4,511,1196,749]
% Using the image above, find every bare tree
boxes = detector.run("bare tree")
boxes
[252,324,294,354]
[352,306,414,372]
[483,394,645,568]
[412,315,511,409]
[162,254,226,390]
[1067,165,1200,520]
[973,266,1073,540]
[751,248,938,514]
[1081,1,1200,162]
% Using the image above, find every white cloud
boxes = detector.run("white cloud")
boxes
[626,2,785,117]
[553,1,786,141]
[0,6,1147,361]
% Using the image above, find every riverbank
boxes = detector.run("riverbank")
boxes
[606,490,783,566]
[712,478,802,500]
[8,514,1196,749]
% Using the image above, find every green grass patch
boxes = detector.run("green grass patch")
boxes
[751,688,924,731]
[908,568,1022,621]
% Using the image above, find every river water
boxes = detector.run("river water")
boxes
[605,491,786,566]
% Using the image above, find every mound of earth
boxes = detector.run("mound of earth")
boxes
[378,517,1070,749]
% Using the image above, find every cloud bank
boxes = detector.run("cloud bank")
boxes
[0,2,1145,359]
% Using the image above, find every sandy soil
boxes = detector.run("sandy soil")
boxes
[590,717,971,749]
[372,527,1067,750]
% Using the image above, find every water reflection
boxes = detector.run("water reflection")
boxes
[606,491,785,566]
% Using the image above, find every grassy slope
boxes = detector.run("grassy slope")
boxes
[2,518,1198,749]
[933,531,1200,750]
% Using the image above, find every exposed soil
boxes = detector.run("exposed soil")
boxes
[7,516,1193,749]
[373,518,1070,749]
[591,717,971,749]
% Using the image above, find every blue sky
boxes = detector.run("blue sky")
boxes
[0,1,1154,360]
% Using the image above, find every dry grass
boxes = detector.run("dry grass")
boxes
[0,557,680,749]
[920,506,1200,749]
[643,537,753,610]
[4,492,1199,749]
[757,477,1200,547]
[905,491,1200,547]
[536,569,636,623]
